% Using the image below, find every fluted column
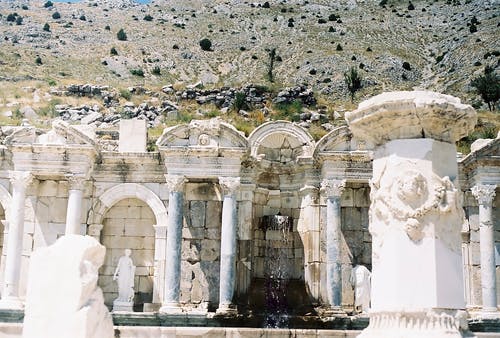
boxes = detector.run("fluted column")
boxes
[321,178,346,314]
[65,175,86,235]
[0,171,33,309]
[159,174,186,313]
[472,184,498,317]
[217,176,240,314]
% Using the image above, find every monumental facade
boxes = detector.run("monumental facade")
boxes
[0,94,496,318]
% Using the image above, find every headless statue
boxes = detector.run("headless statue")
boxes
[113,249,136,304]
[350,264,371,314]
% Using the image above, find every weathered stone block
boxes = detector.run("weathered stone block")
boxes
[189,201,206,228]
[24,235,113,338]
[200,239,219,261]
[182,227,205,240]
[38,180,58,197]
[119,119,147,153]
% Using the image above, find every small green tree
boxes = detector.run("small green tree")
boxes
[344,66,363,101]
[15,16,23,25]
[44,1,53,8]
[117,28,127,41]
[199,38,212,51]
[471,67,500,111]
[6,13,16,22]
[43,23,50,32]
[52,11,61,19]
[267,48,276,83]
[35,56,43,65]
[144,14,153,21]
[110,47,118,55]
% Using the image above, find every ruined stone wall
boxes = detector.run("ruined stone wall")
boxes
[180,182,222,311]
[99,198,155,308]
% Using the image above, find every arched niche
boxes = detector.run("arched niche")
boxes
[248,121,315,163]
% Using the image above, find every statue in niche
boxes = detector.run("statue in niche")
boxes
[113,249,136,310]
[350,264,371,314]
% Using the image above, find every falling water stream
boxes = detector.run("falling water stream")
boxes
[261,215,293,328]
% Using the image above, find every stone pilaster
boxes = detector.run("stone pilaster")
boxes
[472,184,498,317]
[217,176,240,314]
[0,171,33,309]
[159,174,186,314]
[65,175,86,235]
[152,224,167,305]
[321,178,346,314]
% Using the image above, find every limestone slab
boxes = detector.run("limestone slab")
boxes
[119,119,147,153]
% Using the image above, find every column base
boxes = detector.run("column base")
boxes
[480,308,500,319]
[112,300,134,312]
[317,306,347,317]
[215,303,238,316]
[0,297,24,310]
[358,309,469,338]
[158,302,183,314]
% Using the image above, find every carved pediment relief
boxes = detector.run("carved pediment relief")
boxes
[5,120,96,148]
[156,118,247,150]
[248,121,315,162]
[315,126,374,155]
[4,127,38,145]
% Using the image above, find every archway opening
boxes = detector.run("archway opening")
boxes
[98,198,156,311]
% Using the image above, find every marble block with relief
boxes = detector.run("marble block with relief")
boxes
[346,91,477,338]
[22,235,113,338]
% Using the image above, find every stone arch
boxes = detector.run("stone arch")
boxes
[248,121,315,160]
[88,183,167,310]
[88,183,167,227]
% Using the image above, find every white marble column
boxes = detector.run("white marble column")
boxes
[217,176,240,314]
[472,184,498,317]
[0,171,33,309]
[65,175,85,235]
[159,174,186,314]
[321,178,346,314]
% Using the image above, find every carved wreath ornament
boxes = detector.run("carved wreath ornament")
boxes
[371,170,456,242]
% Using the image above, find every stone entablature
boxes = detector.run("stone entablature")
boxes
[0,93,495,321]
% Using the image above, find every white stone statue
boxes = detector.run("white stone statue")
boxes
[112,249,136,311]
[350,264,371,314]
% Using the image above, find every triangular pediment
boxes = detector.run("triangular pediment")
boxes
[156,118,248,150]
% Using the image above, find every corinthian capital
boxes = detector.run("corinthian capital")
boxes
[66,174,86,190]
[219,177,240,195]
[321,179,346,198]
[9,171,33,189]
[472,184,497,206]
[165,174,186,192]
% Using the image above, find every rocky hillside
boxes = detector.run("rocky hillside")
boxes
[0,0,498,147]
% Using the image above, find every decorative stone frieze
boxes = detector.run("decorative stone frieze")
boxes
[219,177,240,196]
[472,184,496,207]
[165,175,187,193]
[321,179,346,198]
[66,174,86,191]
